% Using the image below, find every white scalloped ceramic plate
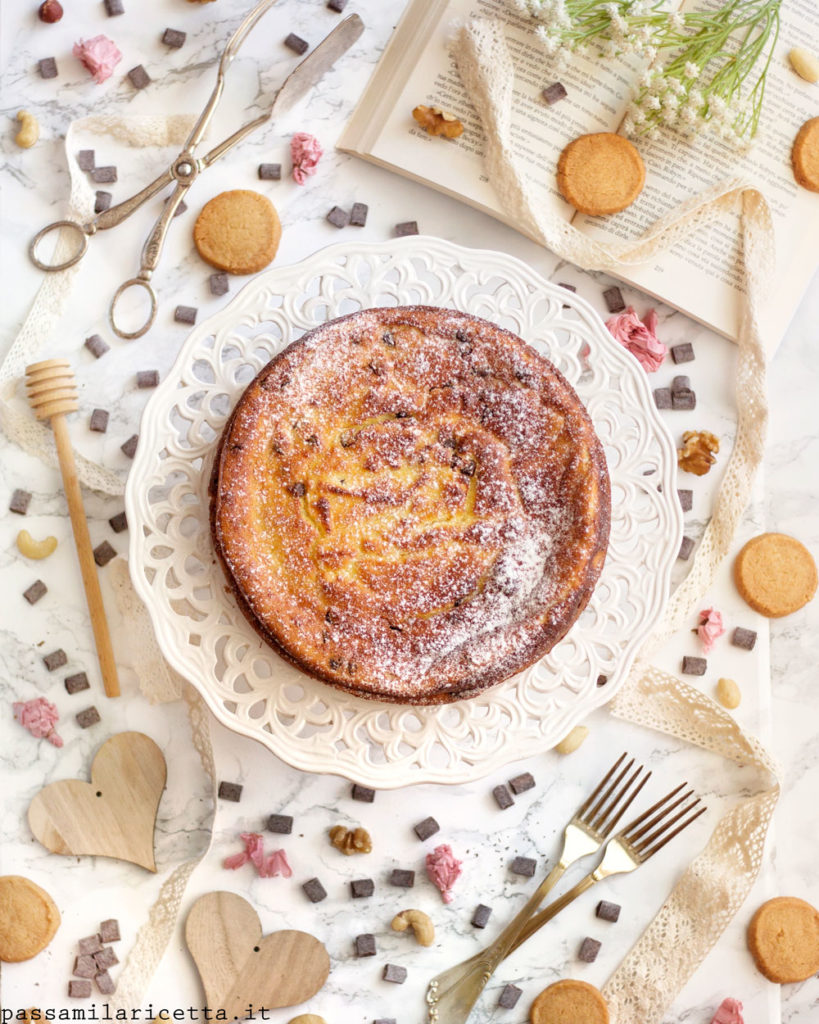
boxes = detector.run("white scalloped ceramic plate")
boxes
[126,238,681,786]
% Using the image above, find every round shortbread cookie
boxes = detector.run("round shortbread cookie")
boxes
[557,133,645,216]
[733,532,817,618]
[194,190,281,275]
[747,896,819,983]
[792,116,819,193]
[530,979,609,1024]
[0,875,61,962]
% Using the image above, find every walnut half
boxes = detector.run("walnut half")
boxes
[677,430,720,476]
[412,105,464,138]
[329,824,372,855]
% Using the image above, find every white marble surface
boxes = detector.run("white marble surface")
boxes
[1,0,817,1020]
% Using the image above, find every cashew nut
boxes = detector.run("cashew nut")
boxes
[17,530,58,560]
[288,1016,326,1024]
[391,908,435,947]
[15,111,40,149]
[554,724,589,755]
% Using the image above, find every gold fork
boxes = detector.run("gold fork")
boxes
[426,752,650,1020]
[426,781,706,1024]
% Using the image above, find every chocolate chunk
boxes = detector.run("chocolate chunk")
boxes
[173,200,187,217]
[96,970,116,995]
[73,954,98,978]
[174,305,197,324]
[267,813,293,834]
[372,1020,396,1024]
[91,166,117,184]
[671,375,691,392]
[471,903,492,928]
[326,205,349,228]
[671,342,695,364]
[578,936,602,962]
[382,963,407,984]
[94,946,118,969]
[10,488,32,514]
[390,869,415,888]
[597,675,609,688]
[78,934,103,955]
[162,27,186,48]
[492,784,514,809]
[541,81,567,105]
[78,149,95,171]
[413,816,440,841]
[85,334,109,359]
[509,772,535,794]
[351,878,374,898]
[68,979,92,998]
[288,481,306,497]
[558,281,577,307]
[65,671,90,694]
[355,933,376,957]
[76,706,101,728]
[498,983,522,1009]
[94,191,112,214]
[104,0,124,15]
[682,655,707,676]
[38,57,58,79]
[677,488,693,512]
[350,202,368,226]
[109,511,128,534]
[24,580,48,605]
[258,162,282,181]
[603,285,626,313]
[284,33,309,55]
[136,369,159,389]
[89,408,109,433]
[99,919,120,942]
[395,220,419,237]
[678,535,695,561]
[671,388,696,410]
[596,900,621,922]
[218,781,242,802]
[653,387,672,410]
[302,877,327,903]
[209,272,229,296]
[731,626,757,651]
[327,0,347,10]
[93,540,116,567]
[128,65,151,90]
[511,855,537,877]
[351,783,375,803]
[120,434,139,459]
[43,648,67,671]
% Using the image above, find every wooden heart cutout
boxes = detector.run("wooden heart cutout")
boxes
[27,732,166,872]
[185,892,330,1014]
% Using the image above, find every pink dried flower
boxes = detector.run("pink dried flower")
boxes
[290,132,323,185]
[73,35,122,84]
[13,697,63,747]
[710,998,744,1024]
[223,832,291,878]
[605,306,667,372]
[260,848,292,878]
[697,607,725,653]
[425,843,462,903]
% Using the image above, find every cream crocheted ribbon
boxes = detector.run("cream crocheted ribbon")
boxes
[1,89,780,1016]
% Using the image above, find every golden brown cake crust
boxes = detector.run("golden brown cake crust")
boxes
[210,306,610,705]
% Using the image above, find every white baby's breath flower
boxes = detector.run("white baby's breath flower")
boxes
[684,61,699,79]
[622,114,637,135]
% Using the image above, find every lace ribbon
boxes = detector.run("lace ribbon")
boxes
[453,17,780,1024]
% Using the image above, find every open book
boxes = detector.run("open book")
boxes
[339,0,819,350]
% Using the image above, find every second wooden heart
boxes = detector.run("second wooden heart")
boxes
[185,892,330,1014]
[27,731,166,872]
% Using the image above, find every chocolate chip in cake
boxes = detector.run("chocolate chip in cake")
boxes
[109,511,128,534]
[509,772,535,794]
[289,481,307,497]
[578,936,602,962]
[355,933,377,957]
[498,983,523,1009]
[389,869,415,888]
[43,648,67,671]
[78,934,103,955]
[10,488,32,514]
[678,535,695,561]
[653,387,672,410]
[174,305,197,324]
[327,205,350,228]
[671,342,695,364]
[258,162,282,181]
[121,434,139,459]
[24,580,47,605]
[493,784,514,809]
[65,671,90,694]
[350,202,368,226]
[471,903,492,928]
[38,57,58,79]
[93,540,116,567]
[68,979,92,998]
[94,946,118,970]
[104,0,124,15]
[77,149,95,171]
[218,781,243,802]
[85,334,109,359]
[596,900,621,922]
[96,970,116,995]
[682,655,707,676]
[351,783,375,803]
[162,27,186,48]
[136,369,159,389]
[603,286,626,313]
[209,272,229,296]
[267,813,293,834]
[677,488,693,512]
[284,33,309,55]
[127,65,151,90]
[671,388,696,410]
[731,626,757,651]
[351,878,374,898]
[382,963,407,984]
[94,191,112,214]
[510,855,537,877]
[76,706,101,728]
[395,220,419,237]
[89,408,109,433]
[327,0,348,10]
[91,166,117,184]
[413,816,440,841]
[73,954,98,978]
[542,81,568,105]
[99,918,120,942]
[302,877,327,903]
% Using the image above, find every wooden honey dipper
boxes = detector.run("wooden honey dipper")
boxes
[25,359,120,698]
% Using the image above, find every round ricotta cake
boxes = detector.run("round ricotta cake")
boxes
[210,306,610,705]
